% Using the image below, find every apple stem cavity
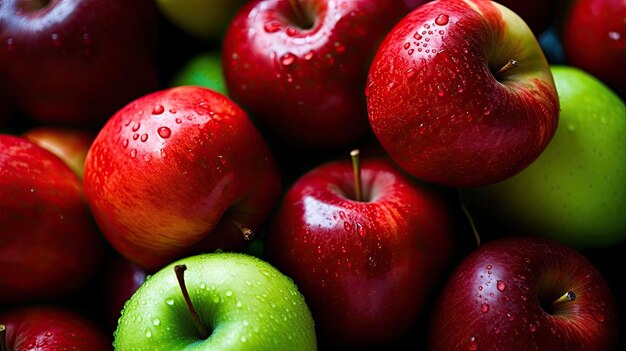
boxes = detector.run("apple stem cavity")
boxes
[552,290,577,307]
[495,59,519,76]
[288,0,313,29]
[350,149,363,202]
[227,217,255,241]
[174,264,211,340]
[0,324,6,351]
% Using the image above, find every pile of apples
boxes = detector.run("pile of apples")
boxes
[1,0,624,350]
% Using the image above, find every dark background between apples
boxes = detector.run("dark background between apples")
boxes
[1,1,624,350]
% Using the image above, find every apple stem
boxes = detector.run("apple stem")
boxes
[495,59,519,76]
[0,324,7,351]
[552,290,576,307]
[458,189,481,247]
[288,0,312,28]
[227,218,254,241]
[175,265,210,340]
[350,149,363,202]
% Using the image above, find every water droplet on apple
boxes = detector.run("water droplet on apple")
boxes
[152,104,164,115]
[122,139,129,148]
[286,26,298,36]
[133,133,139,140]
[280,53,296,66]
[468,336,478,350]
[482,107,491,116]
[157,126,171,139]
[264,21,282,33]
[304,51,315,60]
[200,283,206,289]
[225,290,233,297]
[356,222,367,238]
[480,303,490,313]
[493,327,500,334]
[408,49,414,55]
[529,324,536,332]
[166,298,174,305]
[241,336,247,343]
[140,134,148,142]
[507,313,515,321]
[435,14,449,26]
[129,149,137,159]
[145,330,152,338]
[45,331,52,337]
[175,118,182,124]
[51,32,61,46]
[243,319,249,326]
[497,281,506,291]
[153,319,160,326]
[413,32,422,40]
[334,41,346,53]
[213,295,220,303]
[5,37,15,53]
[404,42,411,50]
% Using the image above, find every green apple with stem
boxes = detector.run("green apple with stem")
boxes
[461,65,626,248]
[113,252,316,350]
[170,52,228,96]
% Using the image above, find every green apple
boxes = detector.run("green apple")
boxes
[170,52,227,96]
[156,0,246,40]
[114,252,316,351]
[461,65,626,248]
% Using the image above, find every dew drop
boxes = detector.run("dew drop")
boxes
[413,32,422,40]
[152,105,164,115]
[482,107,491,115]
[175,118,182,124]
[529,324,536,332]
[158,126,171,138]
[145,330,152,338]
[122,139,129,148]
[497,280,506,291]
[280,53,296,66]
[132,122,141,132]
[240,336,247,343]
[51,32,61,46]
[140,134,148,142]
[286,27,298,36]
[166,298,174,305]
[225,290,233,297]
[404,42,411,50]
[408,48,414,55]
[133,134,139,140]
[129,149,137,159]
[356,223,367,238]
[468,336,478,350]
[304,51,315,60]
[435,14,449,26]
[153,319,160,326]
[480,303,490,313]
[264,21,282,33]
[6,37,15,53]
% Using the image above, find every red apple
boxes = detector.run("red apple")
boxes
[267,152,454,346]
[562,0,626,96]
[0,135,104,304]
[102,254,147,330]
[0,306,110,350]
[429,237,617,351]
[23,127,94,178]
[222,0,408,148]
[0,0,159,126]
[366,0,559,187]
[83,86,281,271]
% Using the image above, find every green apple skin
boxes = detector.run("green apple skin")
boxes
[113,252,316,351]
[462,65,626,248]
[170,52,228,95]
[156,0,246,40]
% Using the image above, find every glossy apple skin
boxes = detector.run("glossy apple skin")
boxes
[429,237,617,351]
[367,0,559,187]
[102,254,148,330]
[461,66,626,249]
[83,86,281,271]
[0,135,104,304]
[0,306,111,350]
[222,0,407,148]
[0,0,159,125]
[23,127,94,178]
[562,0,626,96]
[267,158,454,346]
[114,252,317,351]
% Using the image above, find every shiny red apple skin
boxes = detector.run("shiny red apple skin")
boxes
[267,158,454,346]
[102,254,147,330]
[0,306,110,350]
[429,237,617,351]
[562,0,626,96]
[23,127,94,178]
[83,86,281,271]
[0,135,104,304]
[0,0,159,125]
[222,0,407,148]
[366,0,559,187]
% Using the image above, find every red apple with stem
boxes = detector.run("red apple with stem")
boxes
[23,127,94,178]
[367,0,559,187]
[267,150,454,347]
[222,0,408,148]
[0,135,104,304]
[429,237,618,351]
[83,86,281,271]
[0,306,110,350]
[0,0,159,126]
[561,0,626,96]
